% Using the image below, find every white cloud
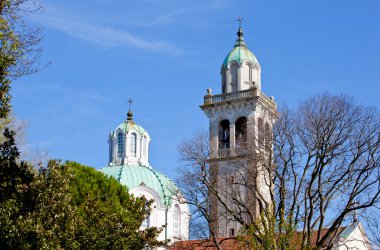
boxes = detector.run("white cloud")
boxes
[138,0,234,27]
[30,4,183,56]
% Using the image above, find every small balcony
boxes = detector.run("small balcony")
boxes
[211,89,251,103]
[203,88,275,108]
[215,147,248,159]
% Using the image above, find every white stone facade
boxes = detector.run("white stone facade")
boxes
[131,186,190,245]
[334,223,372,250]
[200,27,279,238]
[108,125,150,166]
[221,60,261,93]
[101,116,190,248]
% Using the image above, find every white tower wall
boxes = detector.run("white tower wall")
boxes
[201,26,279,238]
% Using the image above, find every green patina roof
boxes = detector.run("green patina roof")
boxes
[115,120,147,136]
[99,164,177,207]
[339,222,359,239]
[223,27,258,66]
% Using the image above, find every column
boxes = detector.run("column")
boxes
[229,123,235,156]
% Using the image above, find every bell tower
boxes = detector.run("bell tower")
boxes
[200,22,279,238]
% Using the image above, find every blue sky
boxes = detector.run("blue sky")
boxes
[13,0,380,178]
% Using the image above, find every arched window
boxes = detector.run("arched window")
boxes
[173,205,181,236]
[219,120,230,149]
[141,214,150,229]
[230,64,238,92]
[235,117,247,147]
[243,62,252,84]
[129,133,137,157]
[117,133,123,158]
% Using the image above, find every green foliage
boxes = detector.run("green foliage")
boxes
[0,128,36,249]
[0,155,78,249]
[0,135,162,249]
[0,0,41,119]
[66,161,163,249]
[0,1,162,248]
[0,128,33,201]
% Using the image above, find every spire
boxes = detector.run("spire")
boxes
[127,98,133,121]
[234,16,246,47]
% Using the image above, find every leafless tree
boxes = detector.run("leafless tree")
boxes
[0,0,43,118]
[176,93,380,249]
[0,113,49,166]
[176,131,225,249]
[363,209,380,249]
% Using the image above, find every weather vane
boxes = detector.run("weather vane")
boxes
[128,98,133,111]
[237,15,245,27]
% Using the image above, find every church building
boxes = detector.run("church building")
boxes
[172,22,372,250]
[200,23,279,238]
[99,109,190,246]
[99,21,372,250]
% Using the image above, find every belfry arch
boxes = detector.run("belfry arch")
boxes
[200,23,279,238]
[235,117,247,147]
[219,119,230,149]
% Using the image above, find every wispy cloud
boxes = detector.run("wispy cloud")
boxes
[30,4,183,56]
[138,0,234,27]
[28,0,234,55]
[15,82,114,102]
[139,10,186,27]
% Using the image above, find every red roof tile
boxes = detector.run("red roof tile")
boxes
[170,227,347,250]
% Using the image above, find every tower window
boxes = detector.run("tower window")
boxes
[228,175,235,184]
[129,133,137,157]
[219,120,230,149]
[117,133,124,158]
[230,63,238,92]
[243,62,252,84]
[141,214,150,229]
[235,117,247,147]
[173,205,181,236]
[229,228,235,236]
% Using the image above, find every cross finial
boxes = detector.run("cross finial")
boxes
[127,98,134,121]
[128,98,133,111]
[237,15,245,28]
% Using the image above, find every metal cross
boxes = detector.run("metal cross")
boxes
[128,98,133,110]
[237,15,245,27]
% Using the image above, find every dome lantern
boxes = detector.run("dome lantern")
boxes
[221,20,262,93]
[108,109,150,167]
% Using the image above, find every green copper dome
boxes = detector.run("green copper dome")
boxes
[99,164,177,207]
[223,27,259,66]
[115,120,147,136]
[114,109,148,136]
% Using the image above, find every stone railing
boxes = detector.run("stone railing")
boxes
[203,87,276,108]
[259,91,276,108]
[212,89,251,103]
[217,148,230,158]
[216,147,248,159]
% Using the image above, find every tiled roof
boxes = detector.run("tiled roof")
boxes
[170,227,349,250]
[170,238,244,250]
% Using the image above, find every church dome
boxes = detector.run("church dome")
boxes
[115,120,148,137]
[223,27,259,67]
[99,164,177,207]
[108,110,151,167]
